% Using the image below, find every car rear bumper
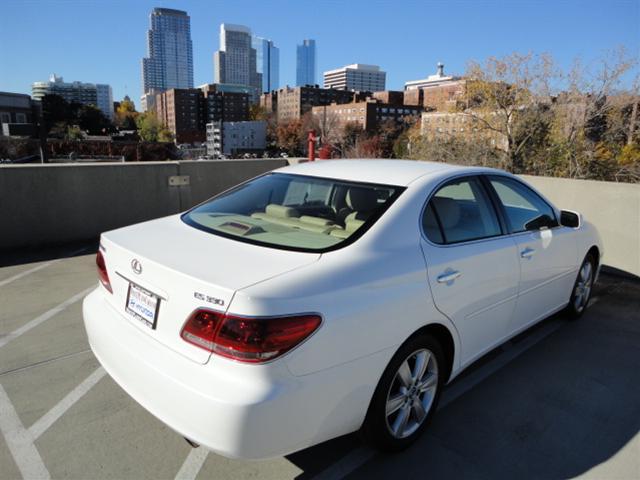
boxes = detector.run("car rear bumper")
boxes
[83,287,388,459]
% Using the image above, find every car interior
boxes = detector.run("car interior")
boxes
[423,179,502,244]
[250,185,382,239]
[184,175,401,250]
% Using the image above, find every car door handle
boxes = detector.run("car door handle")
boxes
[437,270,462,283]
[520,247,536,259]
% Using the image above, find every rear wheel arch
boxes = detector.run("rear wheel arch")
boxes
[408,323,455,384]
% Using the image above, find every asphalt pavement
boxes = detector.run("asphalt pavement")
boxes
[1,244,638,480]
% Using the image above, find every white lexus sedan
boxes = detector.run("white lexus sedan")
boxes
[83,160,602,459]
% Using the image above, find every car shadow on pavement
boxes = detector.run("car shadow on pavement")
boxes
[286,274,640,479]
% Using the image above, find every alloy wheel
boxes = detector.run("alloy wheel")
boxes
[385,348,439,439]
[573,260,593,313]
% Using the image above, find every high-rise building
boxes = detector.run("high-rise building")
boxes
[141,8,194,111]
[324,64,386,92]
[95,84,114,120]
[213,24,261,100]
[296,39,316,86]
[31,74,113,119]
[252,37,279,93]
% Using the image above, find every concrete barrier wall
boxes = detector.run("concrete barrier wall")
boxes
[521,175,640,277]
[1,161,637,276]
[0,159,287,249]
[178,160,288,208]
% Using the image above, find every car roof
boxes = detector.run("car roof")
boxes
[275,159,499,186]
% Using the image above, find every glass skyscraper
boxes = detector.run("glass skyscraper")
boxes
[296,39,316,86]
[214,24,262,101]
[141,8,194,109]
[252,37,279,93]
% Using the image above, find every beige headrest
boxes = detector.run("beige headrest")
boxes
[265,204,300,218]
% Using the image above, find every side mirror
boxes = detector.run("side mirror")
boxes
[560,210,581,228]
[524,214,558,231]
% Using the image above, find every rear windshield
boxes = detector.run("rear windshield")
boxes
[182,173,404,252]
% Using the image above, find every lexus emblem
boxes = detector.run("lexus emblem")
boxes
[131,259,143,275]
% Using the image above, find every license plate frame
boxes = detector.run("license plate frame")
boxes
[125,281,161,329]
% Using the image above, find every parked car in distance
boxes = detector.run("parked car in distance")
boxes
[83,159,603,459]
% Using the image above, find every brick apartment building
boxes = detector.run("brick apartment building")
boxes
[420,111,508,150]
[155,85,250,144]
[312,99,422,133]
[370,90,406,106]
[200,84,250,124]
[261,86,370,123]
[155,89,204,144]
[405,63,466,111]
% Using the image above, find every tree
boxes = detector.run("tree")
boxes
[464,52,557,173]
[65,125,84,141]
[76,104,112,135]
[136,112,173,142]
[276,119,304,155]
[115,97,138,130]
[41,94,113,136]
[41,94,72,133]
[549,47,638,179]
[249,104,268,121]
[310,107,343,150]
[375,118,415,158]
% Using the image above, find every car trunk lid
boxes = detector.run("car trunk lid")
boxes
[100,215,320,364]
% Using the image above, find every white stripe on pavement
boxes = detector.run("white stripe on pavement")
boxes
[29,367,106,440]
[175,446,209,480]
[0,262,55,288]
[0,246,92,288]
[0,286,94,349]
[0,384,51,480]
[312,317,566,480]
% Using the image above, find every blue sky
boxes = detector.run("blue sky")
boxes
[1,0,638,105]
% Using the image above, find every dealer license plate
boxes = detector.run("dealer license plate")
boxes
[126,282,160,328]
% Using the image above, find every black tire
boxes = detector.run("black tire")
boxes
[565,253,596,320]
[361,334,445,452]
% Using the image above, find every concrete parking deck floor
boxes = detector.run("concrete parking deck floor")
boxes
[1,244,639,480]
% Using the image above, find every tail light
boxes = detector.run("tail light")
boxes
[96,250,112,293]
[180,309,321,363]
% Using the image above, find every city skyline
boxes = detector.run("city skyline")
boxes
[1,0,638,104]
[142,8,194,93]
[214,24,261,92]
[253,36,280,92]
[296,39,317,87]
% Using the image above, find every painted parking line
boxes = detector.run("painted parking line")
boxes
[175,447,209,480]
[0,262,56,288]
[0,384,50,480]
[0,286,94,349]
[0,246,92,288]
[312,317,566,480]
[0,349,92,378]
[29,367,106,440]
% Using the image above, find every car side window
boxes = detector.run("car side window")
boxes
[422,177,501,245]
[488,176,556,233]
